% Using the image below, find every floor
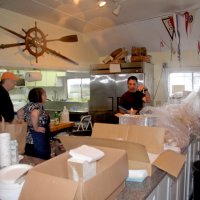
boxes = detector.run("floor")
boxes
[50,129,92,157]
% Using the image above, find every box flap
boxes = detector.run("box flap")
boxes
[31,152,70,177]
[127,125,165,154]
[92,123,165,154]
[19,170,78,200]
[92,123,129,140]
[153,150,185,177]
[58,135,149,164]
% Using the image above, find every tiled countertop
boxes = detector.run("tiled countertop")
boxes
[117,137,195,200]
[117,169,166,200]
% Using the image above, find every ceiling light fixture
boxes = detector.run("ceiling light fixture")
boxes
[112,4,121,16]
[98,0,107,7]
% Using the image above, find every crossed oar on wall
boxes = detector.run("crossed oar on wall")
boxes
[0,22,78,65]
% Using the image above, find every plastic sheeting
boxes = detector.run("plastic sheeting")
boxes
[119,114,158,127]
[139,90,200,148]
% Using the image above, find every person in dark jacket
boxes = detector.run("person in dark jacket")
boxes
[119,76,151,114]
[0,72,19,122]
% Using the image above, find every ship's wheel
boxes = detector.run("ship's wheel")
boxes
[0,22,78,65]
[23,22,47,62]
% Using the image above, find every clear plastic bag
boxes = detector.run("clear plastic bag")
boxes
[140,89,200,148]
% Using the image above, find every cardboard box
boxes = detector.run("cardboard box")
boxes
[19,146,128,200]
[67,157,96,182]
[92,123,165,154]
[58,123,185,177]
[59,136,154,175]
[0,121,27,154]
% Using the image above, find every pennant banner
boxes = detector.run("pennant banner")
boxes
[198,41,200,55]
[162,16,175,40]
[184,12,189,36]
[173,14,181,62]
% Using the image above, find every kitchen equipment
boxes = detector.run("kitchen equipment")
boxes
[89,62,154,124]
[25,71,42,82]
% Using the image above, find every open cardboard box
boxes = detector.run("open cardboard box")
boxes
[92,123,165,154]
[19,146,128,200]
[58,123,185,177]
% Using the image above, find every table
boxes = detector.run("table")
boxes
[50,121,75,133]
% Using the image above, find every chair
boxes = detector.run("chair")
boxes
[76,115,92,131]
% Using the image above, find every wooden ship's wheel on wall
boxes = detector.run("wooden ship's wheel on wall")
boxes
[0,22,78,65]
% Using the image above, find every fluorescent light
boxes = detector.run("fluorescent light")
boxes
[98,0,107,7]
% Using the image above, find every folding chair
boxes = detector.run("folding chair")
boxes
[76,115,92,131]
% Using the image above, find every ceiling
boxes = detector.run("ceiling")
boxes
[1,0,200,33]
[1,0,200,56]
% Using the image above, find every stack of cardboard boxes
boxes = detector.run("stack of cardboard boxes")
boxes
[131,47,151,62]
[19,123,185,200]
[19,145,128,200]
[59,123,185,177]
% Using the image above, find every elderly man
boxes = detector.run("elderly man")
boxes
[0,72,19,122]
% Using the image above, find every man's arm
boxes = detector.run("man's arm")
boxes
[0,93,14,122]
[119,95,129,114]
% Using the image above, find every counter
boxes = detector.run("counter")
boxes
[20,137,200,200]
[117,137,199,200]
[117,169,165,200]
[50,121,75,133]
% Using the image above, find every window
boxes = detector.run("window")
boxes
[168,72,200,96]
[67,78,90,100]
[193,73,200,91]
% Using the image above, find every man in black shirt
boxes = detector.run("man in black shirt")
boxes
[0,72,19,122]
[119,76,151,114]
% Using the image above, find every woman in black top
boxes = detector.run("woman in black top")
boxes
[24,88,51,160]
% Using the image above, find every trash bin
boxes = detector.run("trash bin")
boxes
[193,160,200,200]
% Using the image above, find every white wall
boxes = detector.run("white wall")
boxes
[2,8,200,105]
[150,50,200,105]
[0,8,99,71]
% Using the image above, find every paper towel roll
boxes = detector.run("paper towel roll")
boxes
[25,72,42,82]
[0,133,11,168]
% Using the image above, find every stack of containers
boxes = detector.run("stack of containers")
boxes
[0,164,32,200]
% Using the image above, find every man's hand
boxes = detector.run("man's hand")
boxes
[128,108,137,115]
[137,84,146,92]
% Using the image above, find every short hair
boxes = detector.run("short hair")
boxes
[0,79,6,85]
[28,87,45,103]
[127,76,138,83]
